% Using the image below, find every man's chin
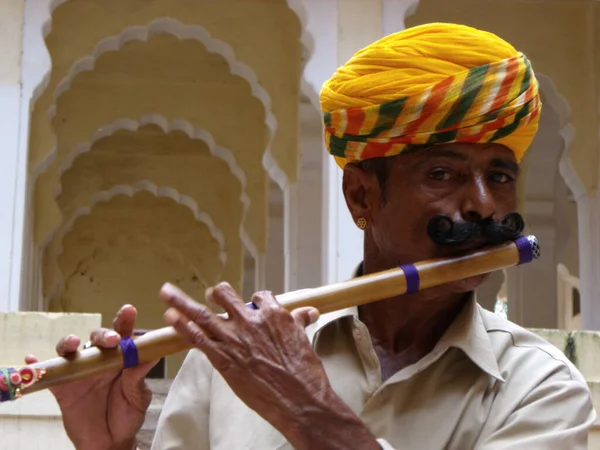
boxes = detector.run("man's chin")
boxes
[436,273,489,295]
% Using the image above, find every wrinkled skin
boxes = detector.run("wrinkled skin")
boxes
[32,142,519,449]
[26,306,156,450]
[343,142,519,377]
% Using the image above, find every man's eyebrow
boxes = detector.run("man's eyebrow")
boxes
[491,158,520,174]
[407,148,520,173]
[410,149,468,167]
[423,149,469,161]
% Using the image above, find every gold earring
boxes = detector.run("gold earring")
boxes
[356,217,367,230]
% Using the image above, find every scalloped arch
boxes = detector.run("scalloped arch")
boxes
[29,14,303,190]
[28,0,315,104]
[43,179,228,304]
[536,73,584,201]
[51,114,258,260]
[403,0,422,26]
[45,239,208,311]
[46,180,227,263]
[284,0,315,68]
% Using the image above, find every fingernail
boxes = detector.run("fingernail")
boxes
[65,334,77,343]
[106,331,118,339]
[120,304,133,311]
[308,309,320,323]
[162,283,178,296]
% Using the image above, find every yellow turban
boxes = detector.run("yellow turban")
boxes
[320,23,541,169]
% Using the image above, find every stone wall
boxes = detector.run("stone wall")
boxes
[0,312,101,450]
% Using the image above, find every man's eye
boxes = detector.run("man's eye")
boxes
[490,172,512,183]
[429,169,450,181]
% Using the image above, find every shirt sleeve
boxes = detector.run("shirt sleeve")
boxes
[477,376,596,449]
[151,349,213,450]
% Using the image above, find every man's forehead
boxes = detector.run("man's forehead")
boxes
[403,143,518,167]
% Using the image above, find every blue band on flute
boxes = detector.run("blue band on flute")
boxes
[514,235,534,265]
[399,263,420,294]
[246,302,258,310]
[119,336,139,369]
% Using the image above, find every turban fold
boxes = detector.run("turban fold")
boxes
[320,23,541,169]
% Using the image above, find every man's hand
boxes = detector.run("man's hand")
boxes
[27,305,156,450]
[161,282,380,450]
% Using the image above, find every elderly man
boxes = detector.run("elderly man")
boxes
[31,23,595,449]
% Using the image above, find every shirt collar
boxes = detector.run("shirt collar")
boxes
[306,262,504,383]
[436,295,505,382]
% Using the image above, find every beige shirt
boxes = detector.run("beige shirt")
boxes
[152,296,596,449]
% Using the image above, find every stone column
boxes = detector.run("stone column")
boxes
[507,222,558,328]
[577,190,600,330]
[320,0,384,283]
[0,0,25,311]
[475,270,505,312]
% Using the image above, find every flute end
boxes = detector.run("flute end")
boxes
[524,235,541,260]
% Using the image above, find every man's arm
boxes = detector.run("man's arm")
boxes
[151,349,212,450]
[273,386,381,450]
[478,375,596,449]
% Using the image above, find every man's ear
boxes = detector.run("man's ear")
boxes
[342,164,380,224]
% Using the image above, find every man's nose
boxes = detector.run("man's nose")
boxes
[460,177,496,221]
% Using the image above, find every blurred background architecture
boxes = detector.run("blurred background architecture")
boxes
[0,0,599,447]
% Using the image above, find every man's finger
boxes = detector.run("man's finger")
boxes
[161,283,228,340]
[24,355,39,365]
[112,304,137,337]
[163,308,228,370]
[89,328,121,348]
[208,283,249,319]
[249,290,280,310]
[290,307,320,328]
[55,334,81,357]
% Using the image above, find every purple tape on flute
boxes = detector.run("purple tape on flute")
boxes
[399,263,420,294]
[514,235,540,265]
[119,336,139,368]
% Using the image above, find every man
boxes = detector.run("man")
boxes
[32,23,595,449]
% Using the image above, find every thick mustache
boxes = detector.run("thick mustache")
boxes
[427,212,525,247]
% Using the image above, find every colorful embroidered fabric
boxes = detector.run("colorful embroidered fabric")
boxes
[320,23,542,169]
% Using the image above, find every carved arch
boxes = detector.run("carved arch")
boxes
[30,18,284,187]
[51,115,257,259]
[43,180,227,303]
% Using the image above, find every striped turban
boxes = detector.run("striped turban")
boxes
[320,23,541,169]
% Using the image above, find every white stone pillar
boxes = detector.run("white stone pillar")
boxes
[287,101,325,291]
[475,270,505,312]
[0,0,25,311]
[382,0,421,35]
[319,0,384,283]
[299,0,339,285]
[557,93,600,330]
[577,190,600,330]
[507,222,558,328]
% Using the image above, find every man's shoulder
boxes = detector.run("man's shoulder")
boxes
[478,306,585,384]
